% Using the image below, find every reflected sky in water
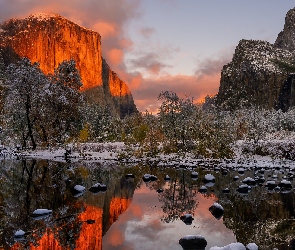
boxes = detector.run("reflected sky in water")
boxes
[103,183,236,249]
[2,159,295,250]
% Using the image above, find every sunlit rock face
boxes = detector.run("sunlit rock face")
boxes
[216,8,295,111]
[0,13,137,117]
[76,205,103,250]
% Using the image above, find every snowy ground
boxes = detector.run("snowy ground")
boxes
[6,139,294,170]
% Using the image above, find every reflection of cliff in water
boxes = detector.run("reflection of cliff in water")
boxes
[0,159,135,250]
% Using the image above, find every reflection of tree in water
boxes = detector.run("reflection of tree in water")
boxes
[158,169,198,223]
[0,159,84,249]
[215,170,295,250]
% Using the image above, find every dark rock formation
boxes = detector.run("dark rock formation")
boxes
[216,8,295,111]
[179,235,207,250]
[274,8,295,52]
[0,13,137,117]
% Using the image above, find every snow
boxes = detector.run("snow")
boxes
[181,235,204,240]
[29,13,60,21]
[209,242,246,250]
[212,202,224,211]
[14,230,25,238]
[204,174,215,182]
[73,185,85,192]
[32,209,52,216]
[246,243,258,250]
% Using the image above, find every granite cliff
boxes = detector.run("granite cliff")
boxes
[216,8,295,111]
[0,13,137,117]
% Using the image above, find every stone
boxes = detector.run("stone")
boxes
[203,174,215,183]
[14,230,26,238]
[72,184,86,197]
[242,177,256,185]
[246,243,258,250]
[0,13,137,118]
[191,171,199,178]
[164,175,171,181]
[199,185,208,193]
[31,209,52,220]
[215,8,295,112]
[209,242,246,250]
[237,184,250,194]
[125,174,135,179]
[180,214,194,225]
[179,235,207,250]
[89,183,107,193]
[209,202,224,220]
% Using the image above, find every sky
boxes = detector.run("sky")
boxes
[0,0,294,112]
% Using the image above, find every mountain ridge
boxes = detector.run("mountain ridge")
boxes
[216,8,295,111]
[0,13,137,117]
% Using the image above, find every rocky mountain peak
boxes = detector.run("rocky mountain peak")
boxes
[274,7,295,52]
[216,7,295,111]
[0,13,137,117]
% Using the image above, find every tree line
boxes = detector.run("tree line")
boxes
[1,55,295,159]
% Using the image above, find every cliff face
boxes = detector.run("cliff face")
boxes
[0,13,137,117]
[216,8,295,111]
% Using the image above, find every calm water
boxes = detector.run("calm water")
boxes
[0,159,295,249]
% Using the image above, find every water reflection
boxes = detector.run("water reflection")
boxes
[0,159,295,249]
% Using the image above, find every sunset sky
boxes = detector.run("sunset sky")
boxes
[0,0,294,112]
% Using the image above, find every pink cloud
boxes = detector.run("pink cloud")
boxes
[0,0,230,113]
[131,73,221,113]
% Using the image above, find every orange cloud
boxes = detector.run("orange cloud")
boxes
[93,21,117,38]
[108,49,124,67]
[130,204,143,218]
[131,73,221,113]
[108,228,125,246]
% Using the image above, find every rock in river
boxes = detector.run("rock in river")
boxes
[179,235,207,250]
[180,214,194,225]
[31,209,52,220]
[89,183,107,193]
[209,203,224,220]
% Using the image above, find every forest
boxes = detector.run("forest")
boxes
[1,56,295,160]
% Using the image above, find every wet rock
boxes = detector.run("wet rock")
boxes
[180,214,194,225]
[191,171,199,180]
[157,188,164,193]
[143,174,151,182]
[242,177,256,185]
[203,174,215,183]
[179,235,207,250]
[142,174,157,182]
[150,175,158,181]
[221,169,228,175]
[238,168,245,174]
[14,230,25,239]
[279,179,292,189]
[31,209,52,220]
[125,174,135,179]
[209,203,224,220]
[164,175,171,181]
[266,180,277,190]
[89,183,107,193]
[209,242,246,250]
[246,243,258,250]
[72,185,86,197]
[256,176,265,184]
[199,185,208,193]
[237,184,250,194]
